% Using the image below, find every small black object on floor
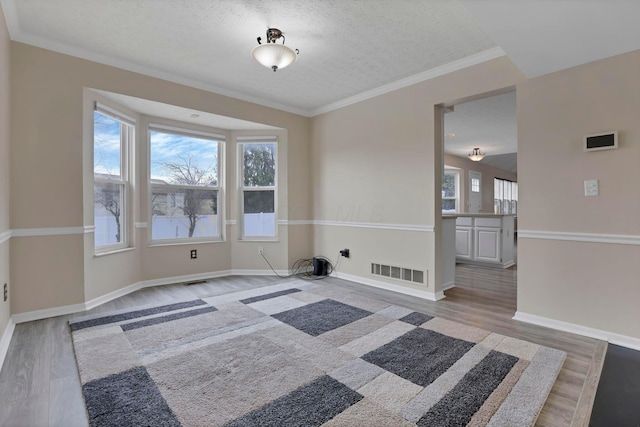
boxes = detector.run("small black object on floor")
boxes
[590,344,640,426]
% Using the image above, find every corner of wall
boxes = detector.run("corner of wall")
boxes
[0,0,13,372]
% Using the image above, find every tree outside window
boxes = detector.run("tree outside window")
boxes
[149,128,222,242]
[93,108,132,250]
[442,170,459,213]
[241,142,277,238]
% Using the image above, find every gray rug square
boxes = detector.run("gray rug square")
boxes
[82,366,180,427]
[224,375,363,427]
[272,298,372,336]
[362,326,476,387]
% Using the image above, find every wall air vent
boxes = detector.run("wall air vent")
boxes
[371,263,424,284]
[584,131,617,152]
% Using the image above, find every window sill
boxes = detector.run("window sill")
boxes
[94,246,136,258]
[239,238,280,243]
[148,239,225,248]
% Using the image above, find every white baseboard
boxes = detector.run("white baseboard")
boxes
[442,281,455,291]
[0,318,16,374]
[11,302,86,324]
[10,269,292,325]
[84,270,235,312]
[513,311,640,351]
[335,272,444,301]
[231,269,290,277]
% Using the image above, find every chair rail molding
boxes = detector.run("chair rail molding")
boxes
[518,230,640,246]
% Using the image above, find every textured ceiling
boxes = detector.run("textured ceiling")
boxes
[444,92,517,173]
[2,0,497,115]
[3,0,640,172]
[444,92,517,156]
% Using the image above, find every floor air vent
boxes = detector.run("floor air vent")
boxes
[371,263,424,284]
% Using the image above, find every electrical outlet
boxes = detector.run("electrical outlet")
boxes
[3,283,7,302]
[258,247,264,255]
[190,249,197,259]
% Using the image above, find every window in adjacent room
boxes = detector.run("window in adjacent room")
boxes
[471,177,480,193]
[93,104,134,251]
[494,178,518,214]
[240,139,277,238]
[442,169,460,213]
[149,125,223,243]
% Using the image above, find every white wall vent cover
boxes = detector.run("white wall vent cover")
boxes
[371,263,424,284]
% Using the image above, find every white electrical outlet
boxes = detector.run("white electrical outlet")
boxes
[258,247,264,255]
[584,179,599,197]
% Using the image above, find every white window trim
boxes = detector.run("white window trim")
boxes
[93,104,133,253]
[147,124,225,245]
[494,178,518,215]
[442,169,460,214]
[239,138,279,241]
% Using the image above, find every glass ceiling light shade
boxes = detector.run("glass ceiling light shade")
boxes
[252,28,299,72]
[468,147,486,161]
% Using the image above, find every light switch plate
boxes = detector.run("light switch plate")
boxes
[584,179,599,196]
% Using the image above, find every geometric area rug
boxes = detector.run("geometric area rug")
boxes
[69,279,566,427]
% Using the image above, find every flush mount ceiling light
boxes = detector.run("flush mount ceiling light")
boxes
[468,147,486,161]
[252,28,299,72]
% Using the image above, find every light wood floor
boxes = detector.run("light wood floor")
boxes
[0,267,605,426]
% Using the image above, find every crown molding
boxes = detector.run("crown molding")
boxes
[309,47,507,116]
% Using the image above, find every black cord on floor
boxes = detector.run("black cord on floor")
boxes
[260,251,337,280]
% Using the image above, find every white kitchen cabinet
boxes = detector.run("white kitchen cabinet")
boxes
[455,227,473,260]
[453,215,515,268]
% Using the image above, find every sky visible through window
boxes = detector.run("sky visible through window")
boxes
[150,130,218,184]
[94,112,121,177]
[93,111,218,184]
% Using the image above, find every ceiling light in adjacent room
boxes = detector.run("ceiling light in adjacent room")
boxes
[445,132,455,137]
[252,28,299,72]
[468,147,486,161]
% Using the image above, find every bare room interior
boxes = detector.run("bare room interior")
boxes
[0,1,639,426]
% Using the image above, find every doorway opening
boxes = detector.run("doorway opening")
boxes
[439,89,518,314]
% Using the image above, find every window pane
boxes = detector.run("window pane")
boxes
[243,190,275,236]
[94,112,122,179]
[243,143,275,187]
[150,131,218,187]
[471,178,480,192]
[442,173,456,198]
[151,187,218,240]
[494,178,517,215]
[94,181,124,246]
[442,199,456,213]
